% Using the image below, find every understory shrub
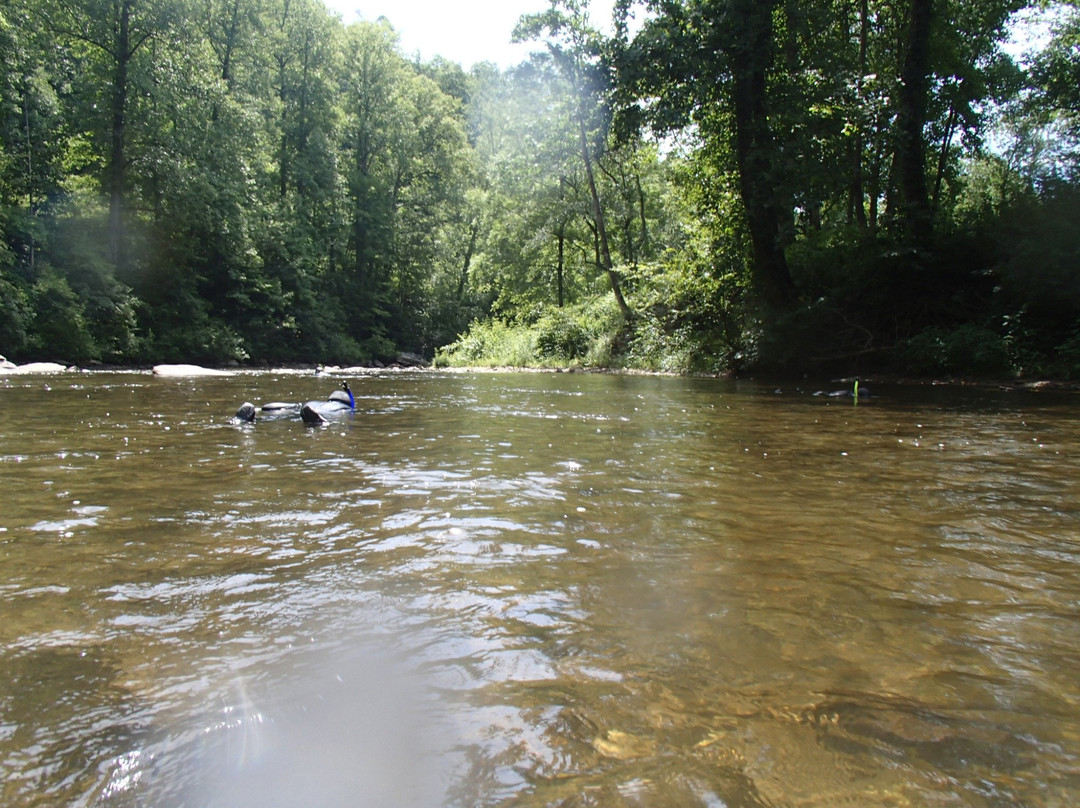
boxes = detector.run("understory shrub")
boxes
[435,318,538,367]
[30,270,96,362]
[1052,330,1080,379]
[436,297,624,368]
[896,323,1009,376]
[535,308,590,360]
[626,316,730,374]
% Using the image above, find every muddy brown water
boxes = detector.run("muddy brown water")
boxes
[1,369,1078,806]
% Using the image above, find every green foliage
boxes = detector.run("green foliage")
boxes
[1026,3,1080,170]
[535,308,591,360]
[29,269,95,362]
[1051,329,1080,380]
[437,296,624,369]
[623,249,750,373]
[897,324,1010,376]
[0,272,31,356]
[996,182,1080,319]
[625,316,701,374]
[436,318,539,368]
[0,0,1077,384]
[0,0,491,365]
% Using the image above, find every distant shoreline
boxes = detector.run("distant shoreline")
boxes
[5,360,1078,394]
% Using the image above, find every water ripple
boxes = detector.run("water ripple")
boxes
[2,373,1079,807]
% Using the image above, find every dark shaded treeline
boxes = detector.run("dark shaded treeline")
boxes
[1,0,1078,377]
[605,0,1080,377]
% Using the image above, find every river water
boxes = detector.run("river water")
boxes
[1,369,1078,807]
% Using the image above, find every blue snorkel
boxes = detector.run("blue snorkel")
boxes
[343,381,355,409]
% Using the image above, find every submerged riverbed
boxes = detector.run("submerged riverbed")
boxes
[1,369,1078,807]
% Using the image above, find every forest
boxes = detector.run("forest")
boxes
[1,0,1078,377]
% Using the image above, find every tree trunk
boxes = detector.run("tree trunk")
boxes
[868,133,883,229]
[635,171,648,255]
[577,118,631,318]
[457,219,478,299]
[849,0,870,228]
[726,0,796,310]
[220,0,241,85]
[895,0,934,245]
[22,86,36,272]
[278,55,289,198]
[555,221,566,307]
[107,0,133,269]
[932,103,957,214]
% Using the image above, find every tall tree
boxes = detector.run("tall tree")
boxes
[44,0,169,272]
[338,19,406,351]
[615,0,797,309]
[895,0,935,243]
[465,64,585,313]
[1020,2,1080,179]
[515,0,633,318]
[724,0,797,307]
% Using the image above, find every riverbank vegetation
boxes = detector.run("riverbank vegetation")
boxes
[2,0,1078,377]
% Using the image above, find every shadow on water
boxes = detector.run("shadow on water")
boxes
[1,370,1079,806]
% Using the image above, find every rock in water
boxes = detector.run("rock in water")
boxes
[3,361,69,374]
[395,352,430,368]
[153,364,232,377]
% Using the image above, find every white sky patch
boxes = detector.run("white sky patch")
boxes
[1003,3,1068,64]
[319,0,639,69]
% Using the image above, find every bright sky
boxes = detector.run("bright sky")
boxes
[320,0,612,69]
